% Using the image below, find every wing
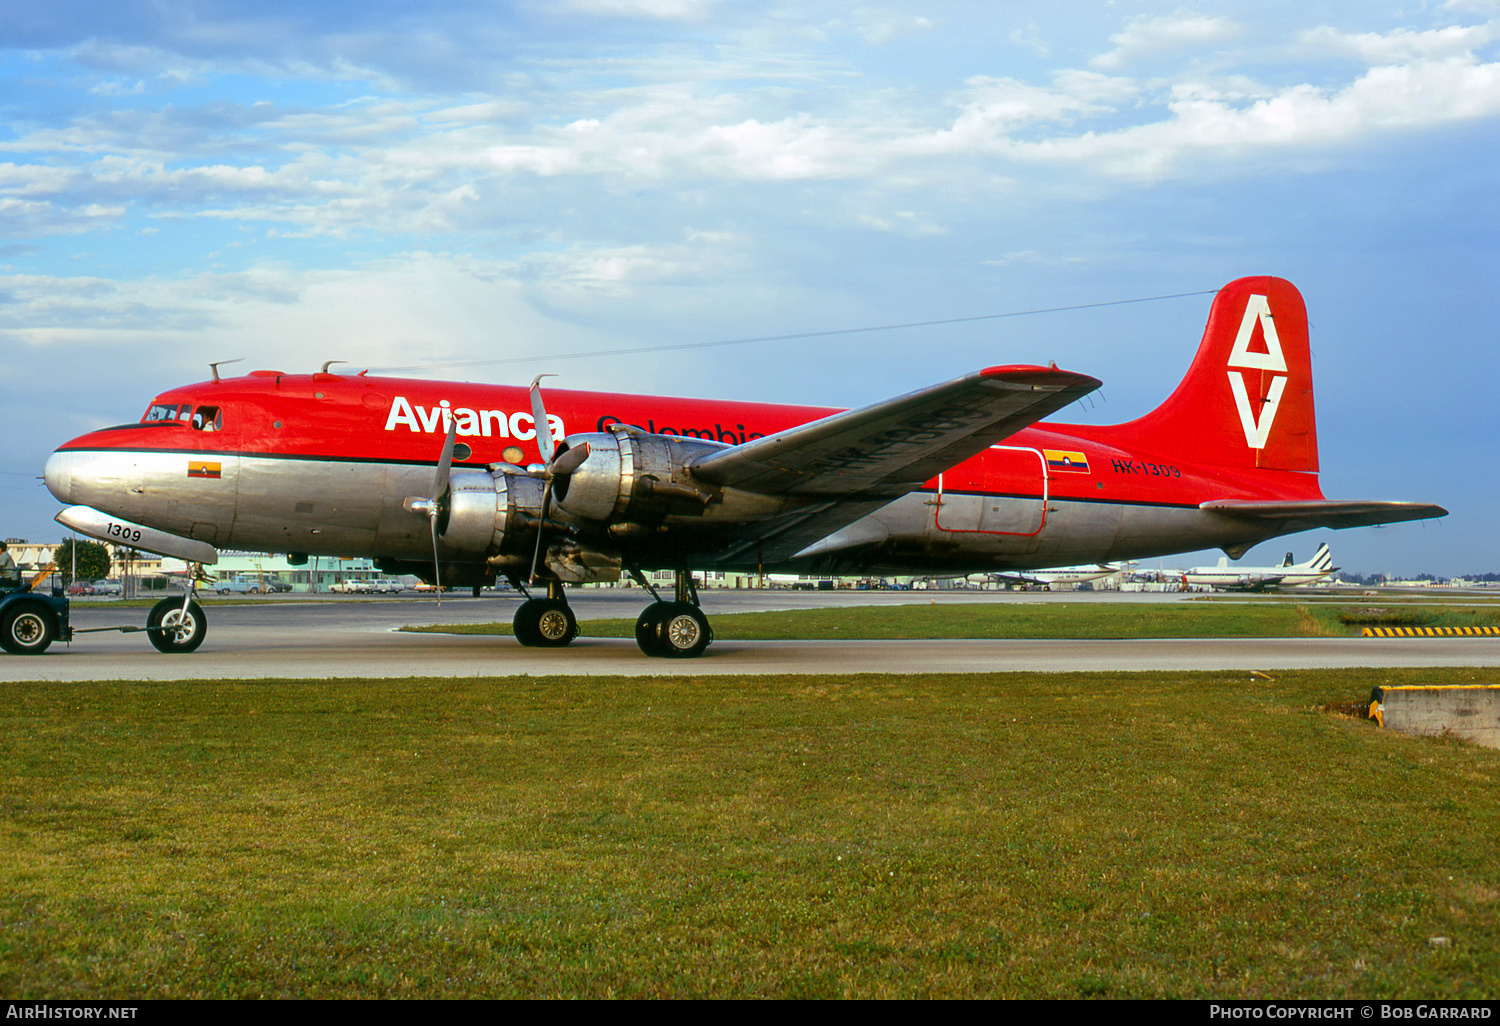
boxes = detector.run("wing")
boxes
[688,365,1101,498]
[1202,499,1448,532]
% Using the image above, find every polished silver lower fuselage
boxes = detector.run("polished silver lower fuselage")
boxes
[46,447,1278,576]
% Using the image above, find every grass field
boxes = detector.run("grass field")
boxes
[406,600,1500,641]
[3,666,1497,999]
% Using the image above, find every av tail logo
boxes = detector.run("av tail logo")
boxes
[1226,293,1286,450]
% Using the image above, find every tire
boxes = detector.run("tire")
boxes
[635,602,668,656]
[1,604,56,655]
[147,598,207,653]
[514,598,577,647]
[654,601,711,659]
[217,587,232,595]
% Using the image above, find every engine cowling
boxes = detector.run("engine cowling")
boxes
[439,467,546,557]
[551,429,728,522]
[433,466,624,583]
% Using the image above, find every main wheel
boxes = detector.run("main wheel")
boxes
[147,598,207,653]
[1,604,56,655]
[654,601,712,659]
[635,602,668,656]
[513,598,577,647]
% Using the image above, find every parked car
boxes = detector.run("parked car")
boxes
[66,582,95,596]
[90,579,123,596]
[329,579,372,594]
[214,576,274,595]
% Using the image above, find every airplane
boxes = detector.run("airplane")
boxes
[962,565,1121,589]
[1183,542,1338,592]
[42,275,1446,658]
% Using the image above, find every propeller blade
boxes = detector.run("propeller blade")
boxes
[432,410,457,500]
[551,441,591,477]
[529,478,553,584]
[428,510,443,608]
[399,412,459,607]
[529,374,556,464]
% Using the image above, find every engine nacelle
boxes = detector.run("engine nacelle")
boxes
[552,429,729,522]
[439,467,546,557]
[438,466,622,583]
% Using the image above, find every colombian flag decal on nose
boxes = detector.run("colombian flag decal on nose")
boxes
[188,461,222,479]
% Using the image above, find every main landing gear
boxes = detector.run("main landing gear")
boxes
[512,581,579,648]
[635,601,711,659]
[508,570,714,658]
[633,569,712,659]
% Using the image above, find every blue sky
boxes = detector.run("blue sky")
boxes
[3,0,1496,576]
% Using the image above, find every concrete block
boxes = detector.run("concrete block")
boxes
[1370,685,1500,749]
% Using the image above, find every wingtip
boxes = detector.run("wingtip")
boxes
[977,364,1102,390]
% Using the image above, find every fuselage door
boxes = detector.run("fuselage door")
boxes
[933,445,1049,536]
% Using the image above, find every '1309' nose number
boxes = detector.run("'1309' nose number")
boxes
[105,522,143,543]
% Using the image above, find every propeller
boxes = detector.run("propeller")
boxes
[530,375,557,463]
[403,412,458,606]
[526,375,592,583]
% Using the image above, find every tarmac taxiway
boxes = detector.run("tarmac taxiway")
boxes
[6,590,1499,681]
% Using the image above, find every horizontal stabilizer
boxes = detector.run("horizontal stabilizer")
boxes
[1201,500,1448,532]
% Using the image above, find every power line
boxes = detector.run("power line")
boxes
[371,288,1221,375]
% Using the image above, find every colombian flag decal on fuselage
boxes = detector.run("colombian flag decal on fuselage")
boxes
[1043,449,1091,473]
[188,461,222,479]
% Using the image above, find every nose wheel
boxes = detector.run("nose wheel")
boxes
[146,597,207,653]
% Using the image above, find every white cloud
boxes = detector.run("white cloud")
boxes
[0,238,758,376]
[907,71,1138,156]
[854,209,946,236]
[507,233,751,299]
[1006,56,1500,180]
[88,79,146,97]
[0,195,128,237]
[6,7,1500,245]
[1299,20,1500,63]
[849,8,934,45]
[1092,13,1242,71]
[1009,24,1050,59]
[557,0,719,20]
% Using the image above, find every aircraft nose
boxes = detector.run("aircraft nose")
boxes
[44,450,74,505]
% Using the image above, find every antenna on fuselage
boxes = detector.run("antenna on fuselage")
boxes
[209,359,244,384]
[320,360,347,374]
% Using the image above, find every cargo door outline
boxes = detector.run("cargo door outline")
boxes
[932,445,1049,536]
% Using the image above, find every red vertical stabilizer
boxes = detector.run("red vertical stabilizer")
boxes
[1112,276,1319,473]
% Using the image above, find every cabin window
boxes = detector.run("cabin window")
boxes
[191,406,223,432]
[143,403,179,422]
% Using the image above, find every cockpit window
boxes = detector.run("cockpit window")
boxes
[143,403,180,422]
[192,406,223,432]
